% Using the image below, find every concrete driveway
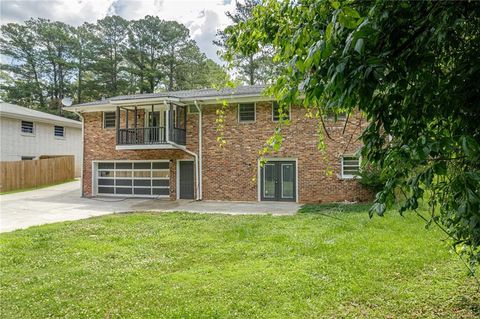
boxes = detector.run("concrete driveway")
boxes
[0,180,299,233]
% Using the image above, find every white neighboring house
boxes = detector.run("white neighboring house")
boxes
[0,102,82,176]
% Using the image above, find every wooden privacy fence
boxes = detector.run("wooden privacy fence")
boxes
[0,155,75,193]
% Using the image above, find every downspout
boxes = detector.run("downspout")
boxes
[165,100,201,201]
[194,100,202,200]
[73,110,85,197]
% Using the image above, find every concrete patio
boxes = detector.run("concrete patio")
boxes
[0,180,299,233]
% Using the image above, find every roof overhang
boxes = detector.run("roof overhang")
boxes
[0,110,81,128]
[64,93,276,113]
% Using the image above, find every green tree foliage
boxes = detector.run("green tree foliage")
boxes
[0,15,229,114]
[215,0,277,85]
[225,0,480,270]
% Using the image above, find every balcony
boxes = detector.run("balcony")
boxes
[117,127,167,145]
[115,103,187,150]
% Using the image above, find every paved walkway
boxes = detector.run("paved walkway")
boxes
[0,180,299,233]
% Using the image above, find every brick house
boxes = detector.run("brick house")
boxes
[65,85,371,203]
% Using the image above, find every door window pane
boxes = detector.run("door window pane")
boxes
[282,164,294,199]
[98,187,114,194]
[263,164,276,198]
[134,162,151,169]
[98,163,114,169]
[99,171,113,177]
[134,171,151,178]
[116,171,132,178]
[152,162,169,169]
[116,162,132,169]
[152,170,169,178]
[153,188,169,195]
[98,179,114,185]
[116,188,132,195]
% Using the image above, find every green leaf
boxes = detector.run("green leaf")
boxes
[330,0,340,10]
[461,135,480,159]
[326,22,333,41]
[354,38,364,54]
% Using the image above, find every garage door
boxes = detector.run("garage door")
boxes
[95,161,170,197]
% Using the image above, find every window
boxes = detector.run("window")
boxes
[21,156,35,160]
[272,102,290,122]
[21,121,34,134]
[238,103,255,122]
[54,125,65,138]
[341,155,360,178]
[103,112,116,128]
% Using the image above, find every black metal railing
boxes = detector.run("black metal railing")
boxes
[117,127,167,145]
[170,127,186,145]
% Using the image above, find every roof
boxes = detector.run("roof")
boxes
[0,102,82,128]
[68,85,268,109]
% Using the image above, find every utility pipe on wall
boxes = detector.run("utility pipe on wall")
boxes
[193,100,202,200]
[73,110,85,197]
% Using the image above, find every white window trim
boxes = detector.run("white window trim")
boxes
[238,102,256,123]
[20,120,35,136]
[272,102,291,122]
[103,111,116,129]
[257,157,298,203]
[341,155,361,179]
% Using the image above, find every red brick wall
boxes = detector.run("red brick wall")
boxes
[82,103,372,203]
[201,102,372,203]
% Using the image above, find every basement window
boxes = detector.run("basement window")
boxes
[103,112,116,128]
[341,155,360,179]
[238,103,255,123]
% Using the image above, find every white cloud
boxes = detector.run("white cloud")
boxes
[0,0,237,63]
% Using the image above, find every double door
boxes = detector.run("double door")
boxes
[260,161,296,202]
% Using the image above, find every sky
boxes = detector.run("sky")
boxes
[0,0,237,64]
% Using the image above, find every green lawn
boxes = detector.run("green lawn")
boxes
[0,205,478,318]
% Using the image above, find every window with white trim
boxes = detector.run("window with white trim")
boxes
[238,103,255,122]
[103,112,116,128]
[272,102,290,122]
[21,121,35,134]
[341,155,360,178]
[54,125,65,138]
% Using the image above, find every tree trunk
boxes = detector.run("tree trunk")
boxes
[249,55,255,85]
[78,56,82,104]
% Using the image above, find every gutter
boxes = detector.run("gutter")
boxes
[165,102,201,201]
[168,142,200,201]
[194,100,203,200]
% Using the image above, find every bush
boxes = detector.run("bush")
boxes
[357,163,386,193]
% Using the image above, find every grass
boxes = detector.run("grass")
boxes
[0,178,77,195]
[0,205,478,318]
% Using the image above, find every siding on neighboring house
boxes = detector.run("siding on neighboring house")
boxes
[0,116,82,176]
[82,102,372,203]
